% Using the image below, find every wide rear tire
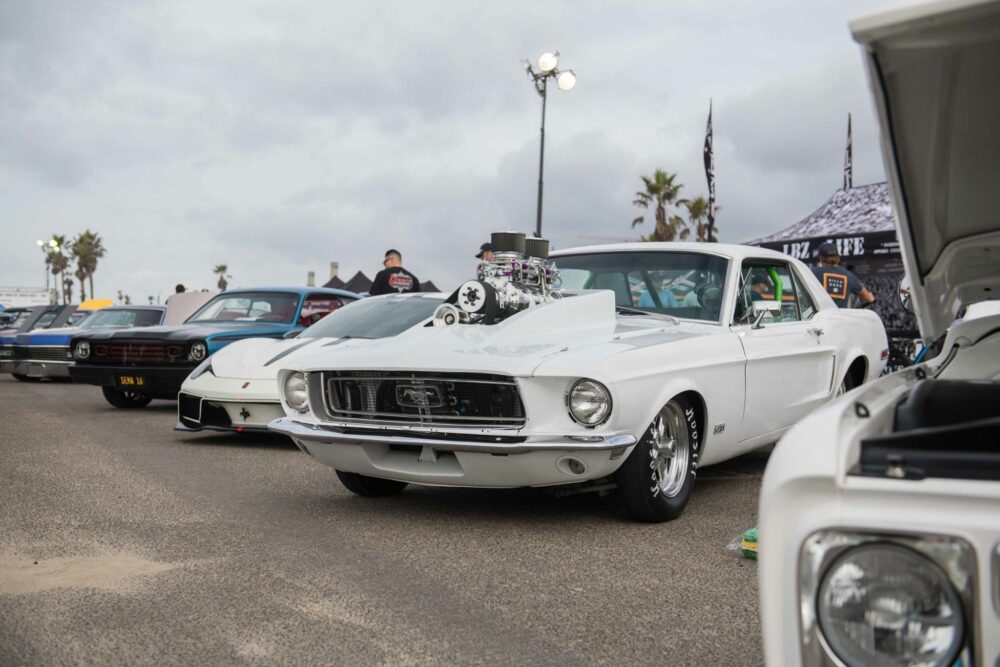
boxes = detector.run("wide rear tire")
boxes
[615,396,700,523]
[336,470,408,497]
[101,386,153,409]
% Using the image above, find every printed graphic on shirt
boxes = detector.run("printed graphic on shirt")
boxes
[388,272,414,292]
[822,272,847,299]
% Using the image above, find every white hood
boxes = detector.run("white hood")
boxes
[852,0,1000,340]
[209,336,373,380]
[288,290,705,377]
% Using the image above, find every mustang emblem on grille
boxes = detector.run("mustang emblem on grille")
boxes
[396,384,444,409]
[239,407,251,421]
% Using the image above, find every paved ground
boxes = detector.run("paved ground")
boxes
[0,375,765,665]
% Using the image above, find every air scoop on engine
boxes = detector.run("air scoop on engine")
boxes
[433,231,561,326]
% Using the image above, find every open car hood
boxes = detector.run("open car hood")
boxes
[852,0,1000,340]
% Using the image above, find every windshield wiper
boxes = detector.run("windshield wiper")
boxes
[615,306,680,324]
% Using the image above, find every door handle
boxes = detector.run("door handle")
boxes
[807,327,824,337]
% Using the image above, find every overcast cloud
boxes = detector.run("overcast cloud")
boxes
[1,0,908,301]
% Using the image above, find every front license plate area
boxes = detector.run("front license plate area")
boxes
[118,375,146,388]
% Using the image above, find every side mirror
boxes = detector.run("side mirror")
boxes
[750,300,782,329]
[897,275,914,314]
[282,329,302,339]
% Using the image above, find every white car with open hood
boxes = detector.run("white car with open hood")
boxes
[270,232,886,522]
[759,1,1000,665]
[176,293,444,433]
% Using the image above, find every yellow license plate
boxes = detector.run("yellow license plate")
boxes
[118,375,145,387]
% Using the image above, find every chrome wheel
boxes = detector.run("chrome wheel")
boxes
[648,401,690,499]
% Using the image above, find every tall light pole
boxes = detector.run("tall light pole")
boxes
[36,238,59,303]
[523,51,576,238]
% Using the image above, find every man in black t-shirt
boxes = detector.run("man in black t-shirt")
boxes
[811,242,875,308]
[369,249,422,296]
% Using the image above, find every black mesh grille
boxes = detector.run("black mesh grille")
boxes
[323,371,525,428]
[13,346,71,362]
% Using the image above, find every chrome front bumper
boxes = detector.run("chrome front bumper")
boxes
[0,360,71,378]
[268,417,637,454]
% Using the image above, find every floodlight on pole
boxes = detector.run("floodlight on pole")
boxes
[523,50,576,238]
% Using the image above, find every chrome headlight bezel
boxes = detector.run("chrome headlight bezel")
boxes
[799,529,976,667]
[283,371,310,414]
[73,341,91,360]
[566,379,612,427]
[188,341,208,362]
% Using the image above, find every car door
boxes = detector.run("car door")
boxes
[733,260,837,442]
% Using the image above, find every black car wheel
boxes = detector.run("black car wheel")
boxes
[615,395,700,523]
[336,470,408,497]
[101,386,153,409]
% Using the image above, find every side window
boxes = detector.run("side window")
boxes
[735,261,803,324]
[300,295,345,326]
[793,269,817,320]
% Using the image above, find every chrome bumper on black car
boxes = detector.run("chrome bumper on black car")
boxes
[68,364,194,399]
[269,417,637,455]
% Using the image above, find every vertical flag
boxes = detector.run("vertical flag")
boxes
[703,100,716,241]
[843,113,853,190]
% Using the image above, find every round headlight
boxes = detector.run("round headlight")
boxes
[818,544,964,667]
[74,341,91,360]
[189,342,207,361]
[567,379,611,426]
[283,372,309,413]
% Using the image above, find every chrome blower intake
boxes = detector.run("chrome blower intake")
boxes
[433,231,561,326]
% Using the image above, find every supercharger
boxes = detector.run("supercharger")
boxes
[434,231,561,326]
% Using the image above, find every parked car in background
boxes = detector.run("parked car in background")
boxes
[2,306,167,381]
[0,305,79,368]
[69,288,359,409]
[178,293,444,434]
[270,234,887,522]
[759,1,1000,664]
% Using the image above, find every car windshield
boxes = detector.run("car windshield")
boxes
[186,292,301,324]
[556,251,730,323]
[81,308,163,330]
[301,294,444,339]
[0,311,29,328]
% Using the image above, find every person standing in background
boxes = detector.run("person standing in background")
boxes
[370,249,421,296]
[811,242,875,308]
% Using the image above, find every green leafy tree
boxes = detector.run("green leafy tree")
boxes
[631,170,690,241]
[214,264,231,291]
[685,196,719,242]
[71,230,107,299]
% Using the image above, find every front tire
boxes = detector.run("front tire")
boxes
[336,470,408,497]
[615,396,700,523]
[101,386,152,409]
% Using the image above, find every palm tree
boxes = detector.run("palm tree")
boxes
[631,170,689,241]
[49,235,71,303]
[71,230,107,299]
[685,196,719,242]
[75,266,88,301]
[214,264,231,291]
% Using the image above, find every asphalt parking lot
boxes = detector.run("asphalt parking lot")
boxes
[0,375,765,665]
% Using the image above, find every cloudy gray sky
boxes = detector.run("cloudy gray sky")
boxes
[1,0,910,301]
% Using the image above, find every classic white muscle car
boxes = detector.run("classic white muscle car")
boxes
[270,232,887,522]
[176,293,444,433]
[759,1,1000,665]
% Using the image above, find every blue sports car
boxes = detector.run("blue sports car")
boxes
[68,287,359,408]
[4,306,167,381]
